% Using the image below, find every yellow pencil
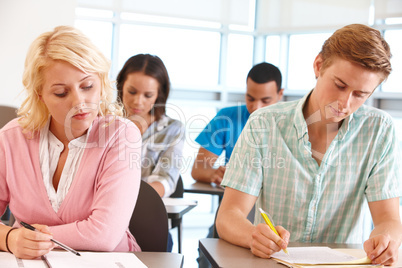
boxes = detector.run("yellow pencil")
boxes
[259,208,289,255]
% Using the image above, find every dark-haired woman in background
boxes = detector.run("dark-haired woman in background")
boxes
[116,54,185,252]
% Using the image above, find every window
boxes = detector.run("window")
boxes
[118,24,221,88]
[265,35,281,68]
[225,34,254,90]
[383,29,402,92]
[74,20,113,61]
[287,33,331,91]
[74,3,402,189]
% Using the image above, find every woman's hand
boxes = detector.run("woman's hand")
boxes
[8,224,54,259]
[249,223,290,258]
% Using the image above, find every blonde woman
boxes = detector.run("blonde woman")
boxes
[0,26,142,259]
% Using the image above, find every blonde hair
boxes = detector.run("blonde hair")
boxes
[320,24,392,82]
[18,25,123,133]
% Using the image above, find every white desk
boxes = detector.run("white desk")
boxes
[0,251,184,268]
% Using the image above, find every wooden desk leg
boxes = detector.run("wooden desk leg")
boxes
[178,218,182,254]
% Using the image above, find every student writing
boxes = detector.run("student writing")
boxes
[216,24,401,266]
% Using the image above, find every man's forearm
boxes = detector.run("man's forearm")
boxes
[216,208,255,249]
[370,220,402,244]
[191,165,216,183]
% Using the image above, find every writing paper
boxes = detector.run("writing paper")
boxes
[44,251,147,268]
[272,247,371,265]
[0,252,47,268]
[0,251,147,268]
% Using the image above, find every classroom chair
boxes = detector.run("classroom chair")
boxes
[170,175,184,198]
[0,105,17,128]
[129,180,169,252]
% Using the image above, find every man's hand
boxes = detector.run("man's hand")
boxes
[249,223,290,258]
[192,147,226,184]
[210,165,226,185]
[364,233,399,266]
[366,198,402,266]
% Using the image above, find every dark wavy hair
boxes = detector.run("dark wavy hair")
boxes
[116,54,170,121]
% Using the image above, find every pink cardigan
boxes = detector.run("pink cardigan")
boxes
[0,116,142,252]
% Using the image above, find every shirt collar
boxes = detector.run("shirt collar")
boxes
[293,90,353,141]
[42,117,92,150]
[142,115,168,139]
[155,115,169,131]
[337,112,353,141]
[294,91,312,140]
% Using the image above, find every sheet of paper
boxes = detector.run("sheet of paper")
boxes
[44,251,147,268]
[162,197,197,206]
[19,259,48,268]
[298,265,379,268]
[272,247,371,265]
[0,252,47,268]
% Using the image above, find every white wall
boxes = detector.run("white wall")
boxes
[0,0,75,108]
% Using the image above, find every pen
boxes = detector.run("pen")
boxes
[20,221,81,256]
[259,208,289,255]
[41,255,52,268]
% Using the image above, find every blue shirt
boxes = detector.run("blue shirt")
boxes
[222,93,401,244]
[195,105,250,163]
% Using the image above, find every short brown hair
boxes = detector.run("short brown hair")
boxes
[319,24,392,82]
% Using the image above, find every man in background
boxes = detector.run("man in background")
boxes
[191,62,283,185]
[192,62,283,268]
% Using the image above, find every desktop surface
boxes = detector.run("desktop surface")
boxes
[184,182,224,196]
[199,238,402,268]
[135,252,183,268]
[0,251,183,268]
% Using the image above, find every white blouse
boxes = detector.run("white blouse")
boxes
[39,119,90,212]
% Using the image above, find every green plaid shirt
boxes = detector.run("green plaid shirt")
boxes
[222,92,401,244]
